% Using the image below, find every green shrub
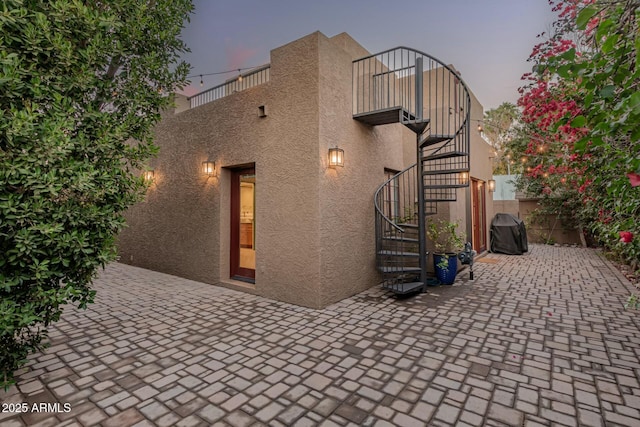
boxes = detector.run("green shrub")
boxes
[0,0,193,389]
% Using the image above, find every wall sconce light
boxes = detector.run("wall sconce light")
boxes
[477,123,483,132]
[459,171,469,184]
[143,169,155,183]
[328,147,344,168]
[202,160,217,177]
[488,179,496,192]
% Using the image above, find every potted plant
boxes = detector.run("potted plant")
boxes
[426,218,465,285]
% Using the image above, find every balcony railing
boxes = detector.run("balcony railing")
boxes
[188,64,270,109]
[353,47,469,138]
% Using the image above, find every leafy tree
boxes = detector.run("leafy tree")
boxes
[565,0,640,270]
[510,0,639,276]
[0,0,193,388]
[481,102,521,174]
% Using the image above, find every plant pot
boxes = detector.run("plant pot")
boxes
[433,253,458,285]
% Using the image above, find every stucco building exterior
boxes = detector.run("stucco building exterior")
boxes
[117,31,494,309]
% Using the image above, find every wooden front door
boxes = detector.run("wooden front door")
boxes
[471,178,487,253]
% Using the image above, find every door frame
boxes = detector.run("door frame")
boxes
[230,166,256,282]
[471,178,487,253]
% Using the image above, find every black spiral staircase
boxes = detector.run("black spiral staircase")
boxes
[353,47,471,294]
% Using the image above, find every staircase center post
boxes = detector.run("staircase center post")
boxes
[417,134,427,291]
[415,57,423,121]
[415,57,427,291]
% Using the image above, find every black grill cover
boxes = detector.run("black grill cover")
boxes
[490,213,528,255]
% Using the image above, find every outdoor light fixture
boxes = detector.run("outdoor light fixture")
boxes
[202,160,217,177]
[328,147,344,168]
[488,179,496,192]
[143,170,155,183]
[477,124,483,132]
[459,171,469,184]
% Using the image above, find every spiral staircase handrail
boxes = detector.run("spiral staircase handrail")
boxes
[373,163,418,233]
[352,45,472,108]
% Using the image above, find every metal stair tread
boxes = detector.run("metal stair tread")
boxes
[402,120,430,134]
[422,168,469,175]
[423,184,468,189]
[422,151,467,161]
[382,281,424,295]
[353,106,401,124]
[380,266,422,273]
[353,106,421,127]
[419,134,456,147]
[378,250,419,257]
[397,223,418,228]
[423,197,458,202]
[381,235,419,243]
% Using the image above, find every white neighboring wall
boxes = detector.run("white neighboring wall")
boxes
[493,174,518,201]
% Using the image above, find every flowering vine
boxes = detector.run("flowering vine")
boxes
[508,0,639,282]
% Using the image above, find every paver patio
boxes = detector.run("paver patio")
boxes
[2,244,640,426]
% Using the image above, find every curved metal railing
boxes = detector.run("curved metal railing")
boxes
[374,164,422,291]
[353,46,471,138]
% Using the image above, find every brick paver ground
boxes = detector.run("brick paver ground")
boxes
[2,244,640,426]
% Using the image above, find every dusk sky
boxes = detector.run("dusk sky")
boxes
[179,0,557,110]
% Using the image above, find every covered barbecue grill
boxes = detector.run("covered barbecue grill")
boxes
[490,213,528,255]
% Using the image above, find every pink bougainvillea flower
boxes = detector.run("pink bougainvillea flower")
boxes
[619,231,634,243]
[627,172,640,187]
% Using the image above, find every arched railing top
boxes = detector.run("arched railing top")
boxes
[352,47,471,137]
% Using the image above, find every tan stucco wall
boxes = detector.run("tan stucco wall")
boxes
[520,201,582,245]
[468,89,494,246]
[317,33,406,307]
[173,93,190,114]
[496,199,582,245]
[253,32,323,307]
[493,200,520,218]
[119,32,325,307]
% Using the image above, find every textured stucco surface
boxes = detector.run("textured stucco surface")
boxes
[495,199,582,245]
[468,90,495,245]
[119,32,324,307]
[317,33,405,307]
[256,32,322,307]
[117,31,492,308]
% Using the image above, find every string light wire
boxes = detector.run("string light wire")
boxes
[187,64,268,82]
